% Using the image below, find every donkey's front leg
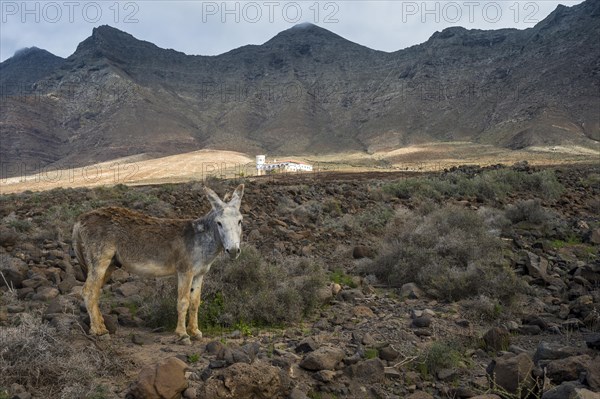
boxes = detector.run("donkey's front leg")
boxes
[175,271,194,344]
[187,274,204,340]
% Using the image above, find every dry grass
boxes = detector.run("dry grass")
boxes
[0,311,124,398]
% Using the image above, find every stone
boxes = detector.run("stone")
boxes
[314,370,336,383]
[378,345,399,361]
[352,245,373,259]
[585,333,600,350]
[338,289,364,302]
[361,332,376,346]
[488,352,535,396]
[0,257,28,288]
[206,340,225,355]
[32,287,59,301]
[199,361,283,399]
[541,381,591,399]
[546,355,591,384]
[469,396,502,399]
[399,282,423,299]
[44,297,65,315]
[518,324,542,335]
[182,387,197,399]
[352,305,375,318]
[127,357,189,399]
[116,281,141,297]
[345,358,385,383]
[524,251,549,281]
[533,341,579,364]
[331,283,342,296]
[522,315,548,330]
[0,225,18,247]
[289,388,309,399]
[406,391,434,399]
[412,315,432,328]
[132,333,152,345]
[483,327,510,352]
[590,228,600,245]
[218,347,251,365]
[384,367,402,379]
[295,337,318,354]
[300,346,345,371]
[437,368,457,381]
[586,355,600,390]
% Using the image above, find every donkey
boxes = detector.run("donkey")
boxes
[72,185,244,344]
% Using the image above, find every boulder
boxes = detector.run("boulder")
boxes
[399,283,423,299]
[586,355,600,390]
[533,341,579,364]
[344,358,385,383]
[199,361,284,399]
[127,357,189,399]
[488,352,536,397]
[541,381,597,399]
[483,327,510,352]
[546,355,591,384]
[300,347,345,371]
[0,257,28,288]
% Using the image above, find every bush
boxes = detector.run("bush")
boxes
[139,247,328,331]
[372,205,524,302]
[417,341,463,377]
[505,199,552,225]
[381,168,564,202]
[203,247,327,327]
[0,313,123,399]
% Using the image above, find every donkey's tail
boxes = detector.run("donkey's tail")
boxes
[71,221,88,279]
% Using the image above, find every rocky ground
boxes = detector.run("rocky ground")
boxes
[1,162,599,399]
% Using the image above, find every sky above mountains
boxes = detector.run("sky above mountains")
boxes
[0,0,585,62]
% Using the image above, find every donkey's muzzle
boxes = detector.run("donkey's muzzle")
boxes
[226,246,241,259]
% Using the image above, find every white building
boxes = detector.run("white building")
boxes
[256,155,313,175]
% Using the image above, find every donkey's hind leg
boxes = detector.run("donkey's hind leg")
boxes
[82,249,114,336]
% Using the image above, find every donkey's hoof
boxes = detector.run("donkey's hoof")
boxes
[189,331,203,341]
[177,336,192,346]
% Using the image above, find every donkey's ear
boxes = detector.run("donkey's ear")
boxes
[228,184,245,209]
[204,186,224,210]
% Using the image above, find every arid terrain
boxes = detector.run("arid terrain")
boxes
[1,143,598,194]
[1,161,599,399]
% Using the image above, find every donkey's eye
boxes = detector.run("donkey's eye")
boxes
[238,220,242,225]
[217,222,222,227]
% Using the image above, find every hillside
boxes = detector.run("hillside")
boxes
[0,0,599,175]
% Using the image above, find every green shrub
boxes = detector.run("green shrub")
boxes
[417,341,463,377]
[202,247,327,327]
[6,219,32,233]
[140,247,328,331]
[330,269,357,288]
[382,168,564,202]
[505,199,552,225]
[372,205,524,302]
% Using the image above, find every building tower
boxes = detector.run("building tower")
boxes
[256,155,266,176]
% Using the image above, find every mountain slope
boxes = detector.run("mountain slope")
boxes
[1,0,598,174]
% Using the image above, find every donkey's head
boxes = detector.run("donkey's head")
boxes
[205,184,245,259]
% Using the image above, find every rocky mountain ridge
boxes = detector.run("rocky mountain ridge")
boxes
[0,0,598,175]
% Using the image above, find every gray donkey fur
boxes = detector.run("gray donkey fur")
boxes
[72,185,244,344]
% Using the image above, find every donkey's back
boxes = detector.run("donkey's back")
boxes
[72,207,194,278]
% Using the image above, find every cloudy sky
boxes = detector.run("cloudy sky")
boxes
[0,0,585,62]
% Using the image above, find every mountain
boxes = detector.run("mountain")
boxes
[0,47,65,95]
[1,0,599,175]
